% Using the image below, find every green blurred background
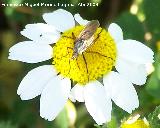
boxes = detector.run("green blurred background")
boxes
[0,0,160,127]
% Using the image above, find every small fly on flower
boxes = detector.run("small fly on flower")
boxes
[72,20,100,59]
[59,20,103,81]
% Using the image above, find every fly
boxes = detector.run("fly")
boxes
[72,20,100,59]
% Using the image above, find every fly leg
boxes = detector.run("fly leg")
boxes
[93,28,103,43]
[65,47,74,76]
[66,57,71,76]
[54,46,73,59]
[61,32,76,40]
[66,47,81,77]
[85,51,113,60]
[82,53,89,82]
[76,58,80,71]
[62,36,74,39]
[72,32,76,40]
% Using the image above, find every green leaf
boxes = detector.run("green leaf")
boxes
[106,116,118,128]
[55,108,69,128]
[94,115,118,128]
[94,124,102,128]
[148,105,160,128]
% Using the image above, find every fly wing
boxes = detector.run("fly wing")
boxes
[78,20,100,40]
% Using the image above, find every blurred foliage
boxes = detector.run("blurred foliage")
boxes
[146,53,160,99]
[0,121,17,128]
[115,12,145,42]
[143,0,160,44]
[0,0,160,127]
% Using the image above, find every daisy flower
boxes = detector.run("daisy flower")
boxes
[8,9,154,125]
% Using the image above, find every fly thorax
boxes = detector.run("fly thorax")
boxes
[75,39,86,54]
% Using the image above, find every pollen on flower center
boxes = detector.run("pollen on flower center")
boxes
[52,26,117,85]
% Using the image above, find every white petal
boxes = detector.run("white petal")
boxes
[21,23,60,44]
[37,32,60,44]
[69,84,84,102]
[43,9,75,32]
[103,71,139,113]
[116,57,147,85]
[17,65,57,100]
[84,81,112,125]
[8,41,52,63]
[108,23,123,43]
[74,14,89,25]
[117,40,154,64]
[40,76,71,121]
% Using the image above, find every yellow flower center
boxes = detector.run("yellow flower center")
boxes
[121,119,150,128]
[53,25,116,85]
